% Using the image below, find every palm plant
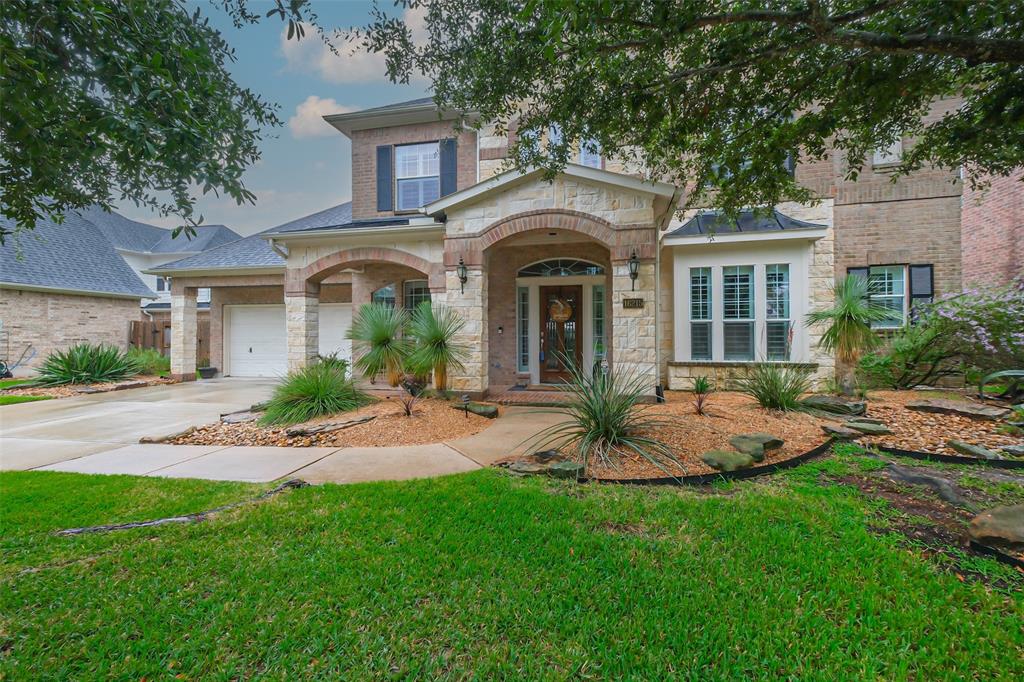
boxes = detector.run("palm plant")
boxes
[526,353,681,477]
[406,302,468,392]
[805,274,891,395]
[346,303,411,386]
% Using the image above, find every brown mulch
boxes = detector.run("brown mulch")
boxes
[586,391,830,480]
[859,390,1020,456]
[1,375,173,399]
[172,397,493,448]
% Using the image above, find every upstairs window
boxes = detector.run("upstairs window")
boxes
[872,138,903,167]
[155,277,167,292]
[395,142,440,211]
[579,138,602,168]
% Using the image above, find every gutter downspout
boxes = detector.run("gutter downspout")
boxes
[653,188,683,393]
[268,239,289,260]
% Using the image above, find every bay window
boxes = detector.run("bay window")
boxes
[395,142,440,211]
[765,264,791,360]
[689,267,712,361]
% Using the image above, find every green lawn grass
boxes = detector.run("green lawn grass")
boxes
[0,394,51,406]
[1,459,1021,679]
[0,378,33,389]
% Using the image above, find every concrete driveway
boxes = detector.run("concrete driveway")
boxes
[0,379,276,470]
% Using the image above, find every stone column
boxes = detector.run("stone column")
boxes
[611,260,657,396]
[286,289,320,373]
[444,267,487,396]
[170,287,198,381]
[808,227,837,388]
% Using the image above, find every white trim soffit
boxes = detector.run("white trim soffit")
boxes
[663,228,828,247]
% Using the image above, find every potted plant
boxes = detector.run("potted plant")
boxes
[198,366,217,379]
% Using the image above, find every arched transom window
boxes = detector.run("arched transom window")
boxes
[517,259,604,278]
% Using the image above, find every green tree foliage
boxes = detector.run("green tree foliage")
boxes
[0,0,324,242]
[360,0,1024,213]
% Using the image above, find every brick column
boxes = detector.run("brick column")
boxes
[611,260,657,396]
[286,292,319,373]
[170,287,198,381]
[444,267,487,396]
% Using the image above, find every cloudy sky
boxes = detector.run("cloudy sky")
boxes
[119,1,428,236]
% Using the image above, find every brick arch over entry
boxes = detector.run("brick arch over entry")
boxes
[286,247,444,295]
[479,209,615,251]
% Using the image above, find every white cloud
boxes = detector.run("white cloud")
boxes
[279,8,427,85]
[288,95,353,139]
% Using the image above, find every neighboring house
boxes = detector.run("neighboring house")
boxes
[153,95,1005,395]
[0,211,154,375]
[0,207,241,374]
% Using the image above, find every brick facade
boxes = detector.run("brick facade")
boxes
[351,121,478,220]
[961,170,1024,287]
[0,289,140,375]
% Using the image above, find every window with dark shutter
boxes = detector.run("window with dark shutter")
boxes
[439,138,458,196]
[376,145,393,212]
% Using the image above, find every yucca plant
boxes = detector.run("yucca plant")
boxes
[691,375,713,415]
[34,343,141,386]
[526,353,681,477]
[406,302,468,392]
[736,362,813,411]
[346,303,411,386]
[805,274,892,395]
[260,362,371,426]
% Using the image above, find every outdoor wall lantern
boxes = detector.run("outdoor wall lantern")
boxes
[456,256,468,293]
[628,250,640,290]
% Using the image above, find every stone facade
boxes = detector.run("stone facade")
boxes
[170,290,197,381]
[0,288,140,375]
[611,261,657,392]
[286,294,319,372]
[961,169,1023,288]
[667,361,820,391]
[443,268,488,394]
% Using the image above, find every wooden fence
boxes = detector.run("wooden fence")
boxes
[130,320,210,366]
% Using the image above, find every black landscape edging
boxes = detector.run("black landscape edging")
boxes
[877,446,1024,470]
[581,439,835,487]
[968,541,1024,570]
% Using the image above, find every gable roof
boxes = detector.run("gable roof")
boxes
[0,212,155,299]
[150,202,353,274]
[75,206,242,253]
[666,209,825,237]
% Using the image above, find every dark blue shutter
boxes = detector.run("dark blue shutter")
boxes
[439,138,458,197]
[909,264,934,322]
[376,145,393,212]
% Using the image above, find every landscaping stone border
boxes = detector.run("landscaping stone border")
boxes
[877,446,1024,470]
[967,541,1024,570]
[581,440,835,486]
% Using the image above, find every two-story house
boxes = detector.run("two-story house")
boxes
[152,96,976,397]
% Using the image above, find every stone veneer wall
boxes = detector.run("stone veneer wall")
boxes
[611,260,657,392]
[443,268,487,394]
[0,288,140,375]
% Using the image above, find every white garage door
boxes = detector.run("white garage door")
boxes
[226,303,353,378]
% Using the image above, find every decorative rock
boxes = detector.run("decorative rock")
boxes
[905,399,1010,421]
[802,395,867,416]
[947,440,1004,460]
[822,424,861,440]
[508,461,548,476]
[845,417,885,425]
[729,433,783,462]
[450,402,499,418]
[547,461,584,479]
[842,421,892,435]
[1000,444,1024,458]
[883,464,969,508]
[285,415,376,437]
[969,504,1024,546]
[701,449,754,472]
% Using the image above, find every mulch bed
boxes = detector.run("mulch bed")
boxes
[858,390,1021,456]
[172,397,493,448]
[584,391,831,480]
[1,375,173,399]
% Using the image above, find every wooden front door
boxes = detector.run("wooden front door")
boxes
[539,285,583,383]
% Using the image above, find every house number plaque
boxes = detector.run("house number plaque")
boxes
[622,298,645,309]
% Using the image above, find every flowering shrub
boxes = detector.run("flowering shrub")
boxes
[929,278,1024,374]
[859,278,1024,388]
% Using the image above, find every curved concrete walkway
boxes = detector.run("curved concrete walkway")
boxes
[2,384,568,484]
